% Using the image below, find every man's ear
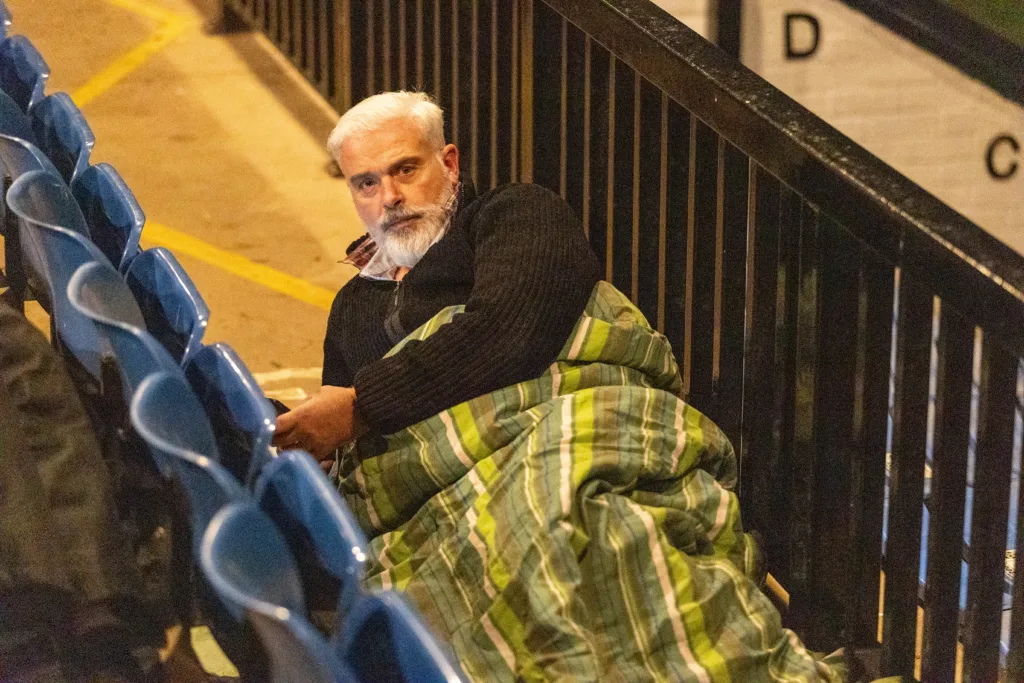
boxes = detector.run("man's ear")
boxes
[441,143,459,183]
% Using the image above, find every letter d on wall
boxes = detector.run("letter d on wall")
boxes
[785,13,820,59]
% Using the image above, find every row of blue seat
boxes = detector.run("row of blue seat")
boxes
[0,5,465,681]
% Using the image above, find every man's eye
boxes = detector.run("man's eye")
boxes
[399,165,415,176]
[358,179,377,191]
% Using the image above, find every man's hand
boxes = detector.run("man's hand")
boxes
[271,386,365,461]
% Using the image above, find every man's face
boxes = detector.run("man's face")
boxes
[338,120,459,265]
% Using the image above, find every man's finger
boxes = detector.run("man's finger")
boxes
[276,409,297,431]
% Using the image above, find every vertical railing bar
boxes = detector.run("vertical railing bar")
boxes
[510,0,518,180]
[581,37,591,237]
[367,0,376,95]
[415,0,423,87]
[963,334,1017,682]
[295,0,304,66]
[683,114,697,397]
[470,0,479,183]
[657,91,668,334]
[559,18,568,198]
[713,136,724,379]
[631,69,641,303]
[920,301,973,683]
[604,56,616,281]
[1010,369,1024,681]
[881,274,932,678]
[433,0,441,97]
[336,0,352,111]
[450,0,459,148]
[295,0,304,65]
[789,202,820,639]
[281,0,290,56]
[517,0,531,181]
[490,0,498,187]
[398,0,406,89]
[319,0,330,96]
[305,0,315,76]
[737,154,757,496]
[268,0,278,46]
[382,0,391,90]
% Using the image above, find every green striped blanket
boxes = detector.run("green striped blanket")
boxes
[338,282,844,682]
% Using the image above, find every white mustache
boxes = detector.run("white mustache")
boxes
[379,211,423,231]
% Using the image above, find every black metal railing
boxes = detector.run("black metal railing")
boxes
[223,0,1024,679]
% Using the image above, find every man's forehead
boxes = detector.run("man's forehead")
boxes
[339,122,432,175]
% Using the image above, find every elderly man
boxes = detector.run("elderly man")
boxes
[274,91,846,682]
[273,91,600,455]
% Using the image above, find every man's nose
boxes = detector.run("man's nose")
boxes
[381,175,404,209]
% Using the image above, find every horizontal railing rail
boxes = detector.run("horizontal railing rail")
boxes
[223,0,1024,679]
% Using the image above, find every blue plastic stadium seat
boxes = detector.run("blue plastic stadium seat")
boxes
[185,342,275,485]
[0,134,53,307]
[132,371,270,678]
[0,133,56,179]
[30,92,94,185]
[0,35,48,113]
[6,169,109,372]
[125,247,209,365]
[253,450,369,616]
[201,502,356,683]
[337,591,466,683]
[66,260,179,395]
[72,163,144,271]
[131,371,245,526]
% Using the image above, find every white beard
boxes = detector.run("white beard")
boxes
[371,182,455,268]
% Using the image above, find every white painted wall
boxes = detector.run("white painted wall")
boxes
[652,0,712,39]
[653,0,1024,255]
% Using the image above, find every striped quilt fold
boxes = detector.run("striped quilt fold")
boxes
[338,281,844,682]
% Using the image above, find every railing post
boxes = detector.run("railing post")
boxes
[710,0,742,60]
[335,0,353,112]
[518,0,534,183]
[209,0,251,34]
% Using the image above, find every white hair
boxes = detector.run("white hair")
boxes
[327,91,445,162]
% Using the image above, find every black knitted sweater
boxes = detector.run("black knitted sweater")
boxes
[323,182,601,435]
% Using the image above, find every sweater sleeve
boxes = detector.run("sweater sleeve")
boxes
[352,184,600,434]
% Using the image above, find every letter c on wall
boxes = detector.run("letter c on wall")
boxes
[986,135,1020,180]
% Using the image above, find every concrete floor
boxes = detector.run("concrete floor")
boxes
[5,0,366,402]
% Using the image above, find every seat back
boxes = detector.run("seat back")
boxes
[67,261,178,399]
[253,450,369,616]
[337,592,466,683]
[0,135,53,305]
[125,247,209,365]
[0,134,57,179]
[72,163,144,271]
[6,170,108,372]
[0,35,48,113]
[131,371,246,539]
[185,342,274,485]
[0,89,36,147]
[201,502,351,683]
[30,92,94,184]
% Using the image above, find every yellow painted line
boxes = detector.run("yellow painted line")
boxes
[72,16,192,108]
[141,222,336,310]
